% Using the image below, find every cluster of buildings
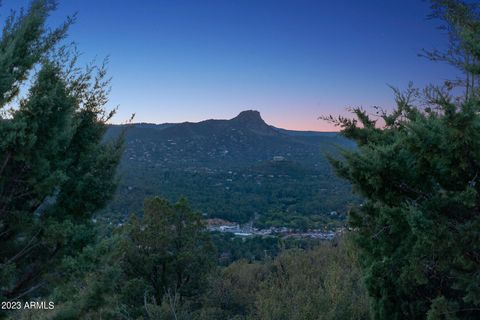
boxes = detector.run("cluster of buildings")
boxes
[205,219,338,240]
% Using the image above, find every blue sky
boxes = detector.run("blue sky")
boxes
[6,0,460,130]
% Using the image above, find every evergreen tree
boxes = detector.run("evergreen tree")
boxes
[119,197,214,319]
[0,0,123,307]
[324,1,480,318]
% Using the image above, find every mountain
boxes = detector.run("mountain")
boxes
[104,110,358,226]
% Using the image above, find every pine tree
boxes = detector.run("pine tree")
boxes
[323,1,480,319]
[0,0,123,305]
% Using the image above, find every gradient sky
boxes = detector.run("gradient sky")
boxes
[7,0,461,131]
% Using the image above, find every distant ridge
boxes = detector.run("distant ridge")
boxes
[110,110,337,136]
[105,108,354,171]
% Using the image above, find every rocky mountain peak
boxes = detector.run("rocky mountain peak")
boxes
[231,110,264,124]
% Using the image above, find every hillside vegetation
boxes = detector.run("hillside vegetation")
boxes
[105,110,358,226]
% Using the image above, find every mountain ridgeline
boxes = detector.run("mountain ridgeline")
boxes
[105,110,358,226]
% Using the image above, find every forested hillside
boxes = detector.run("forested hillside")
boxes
[104,110,358,225]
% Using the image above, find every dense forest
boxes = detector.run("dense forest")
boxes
[1,0,480,319]
[107,158,356,227]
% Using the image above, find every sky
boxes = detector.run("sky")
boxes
[6,0,461,131]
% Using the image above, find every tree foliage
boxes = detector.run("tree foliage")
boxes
[323,1,480,318]
[423,0,480,99]
[0,0,122,307]
[198,236,369,320]
[117,197,214,319]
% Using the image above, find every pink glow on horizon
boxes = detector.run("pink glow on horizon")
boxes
[264,112,343,132]
[266,117,340,132]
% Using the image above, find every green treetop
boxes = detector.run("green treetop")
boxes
[118,197,214,319]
